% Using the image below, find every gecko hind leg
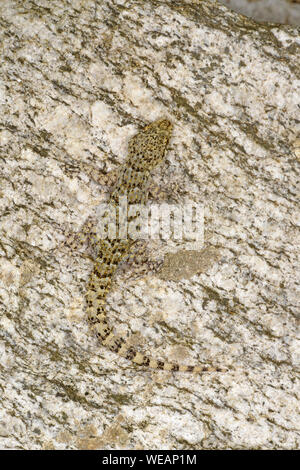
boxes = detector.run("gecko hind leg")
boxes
[115,239,165,282]
[55,216,101,258]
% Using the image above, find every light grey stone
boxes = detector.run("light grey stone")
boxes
[218,0,300,25]
[0,0,299,450]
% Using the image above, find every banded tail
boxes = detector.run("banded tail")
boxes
[87,274,227,373]
[88,309,227,373]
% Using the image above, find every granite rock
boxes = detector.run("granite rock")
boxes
[0,0,299,450]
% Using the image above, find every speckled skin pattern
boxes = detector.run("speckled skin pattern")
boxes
[86,119,226,373]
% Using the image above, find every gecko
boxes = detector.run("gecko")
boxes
[85,119,227,373]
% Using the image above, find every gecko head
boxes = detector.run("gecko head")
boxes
[127,118,173,170]
[145,118,173,134]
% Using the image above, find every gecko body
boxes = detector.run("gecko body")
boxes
[86,119,226,373]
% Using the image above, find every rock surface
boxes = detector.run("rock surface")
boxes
[0,0,299,450]
[219,0,300,25]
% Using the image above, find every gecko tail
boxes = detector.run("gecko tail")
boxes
[93,322,227,373]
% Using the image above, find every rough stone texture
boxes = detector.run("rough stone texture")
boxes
[0,0,299,450]
[219,0,300,25]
